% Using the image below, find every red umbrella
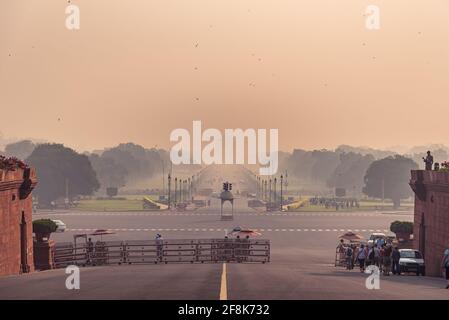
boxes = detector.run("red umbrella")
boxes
[339,231,363,241]
[229,227,261,237]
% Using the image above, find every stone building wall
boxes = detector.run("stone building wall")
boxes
[0,165,37,277]
[410,170,449,277]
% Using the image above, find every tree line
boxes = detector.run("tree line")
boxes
[2,141,447,207]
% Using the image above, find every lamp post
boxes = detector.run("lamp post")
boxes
[284,171,288,202]
[174,177,178,205]
[264,179,268,201]
[274,178,277,208]
[269,179,272,206]
[188,177,191,201]
[180,179,183,203]
[280,175,283,211]
[161,160,165,196]
[168,174,171,210]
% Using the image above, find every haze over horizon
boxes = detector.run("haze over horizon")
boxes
[1,0,448,152]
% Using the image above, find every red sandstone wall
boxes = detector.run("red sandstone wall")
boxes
[411,170,449,277]
[0,169,35,277]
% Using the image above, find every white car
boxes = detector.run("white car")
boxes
[367,233,386,246]
[399,249,425,276]
[51,219,66,233]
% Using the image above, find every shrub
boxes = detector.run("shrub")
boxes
[32,219,57,234]
[390,220,413,234]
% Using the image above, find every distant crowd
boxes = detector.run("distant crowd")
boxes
[310,197,360,210]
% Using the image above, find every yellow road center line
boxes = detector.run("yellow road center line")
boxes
[219,263,227,300]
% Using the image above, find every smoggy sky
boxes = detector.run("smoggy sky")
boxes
[1,0,448,152]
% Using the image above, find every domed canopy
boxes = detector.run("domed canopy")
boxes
[220,190,234,201]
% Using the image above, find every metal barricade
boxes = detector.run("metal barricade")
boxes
[52,238,270,267]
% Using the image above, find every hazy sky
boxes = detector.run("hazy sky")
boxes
[1,0,448,152]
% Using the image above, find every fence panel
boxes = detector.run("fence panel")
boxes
[52,238,270,267]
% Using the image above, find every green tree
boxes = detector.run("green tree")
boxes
[26,144,100,205]
[5,140,36,160]
[362,155,418,208]
[327,152,375,195]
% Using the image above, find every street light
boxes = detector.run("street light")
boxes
[168,174,171,210]
[274,178,277,208]
[188,177,191,201]
[161,159,165,196]
[280,175,283,211]
[174,177,178,205]
[264,179,268,201]
[269,179,272,206]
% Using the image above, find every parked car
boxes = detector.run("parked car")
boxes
[367,233,387,246]
[399,249,425,276]
[51,219,66,233]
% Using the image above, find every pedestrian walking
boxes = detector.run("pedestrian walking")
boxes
[345,245,354,270]
[441,249,449,289]
[367,246,375,266]
[337,239,345,266]
[87,237,94,265]
[351,245,358,269]
[155,234,163,262]
[391,247,401,275]
[382,244,392,276]
[357,244,367,272]
[374,245,381,267]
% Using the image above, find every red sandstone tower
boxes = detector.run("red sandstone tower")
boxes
[0,158,37,276]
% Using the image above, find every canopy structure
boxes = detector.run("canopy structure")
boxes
[228,227,261,237]
[339,231,363,241]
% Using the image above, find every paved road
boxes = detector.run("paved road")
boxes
[1,196,448,299]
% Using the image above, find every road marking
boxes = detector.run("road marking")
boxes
[34,211,411,218]
[220,263,227,300]
[64,228,391,233]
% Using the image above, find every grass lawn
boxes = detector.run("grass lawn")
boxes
[75,199,146,211]
[289,204,412,212]
[286,198,413,212]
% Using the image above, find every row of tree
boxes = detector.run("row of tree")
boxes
[1,140,444,207]
[280,145,449,195]
[279,147,422,207]
[1,141,170,206]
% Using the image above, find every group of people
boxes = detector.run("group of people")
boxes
[310,197,360,210]
[338,239,401,276]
